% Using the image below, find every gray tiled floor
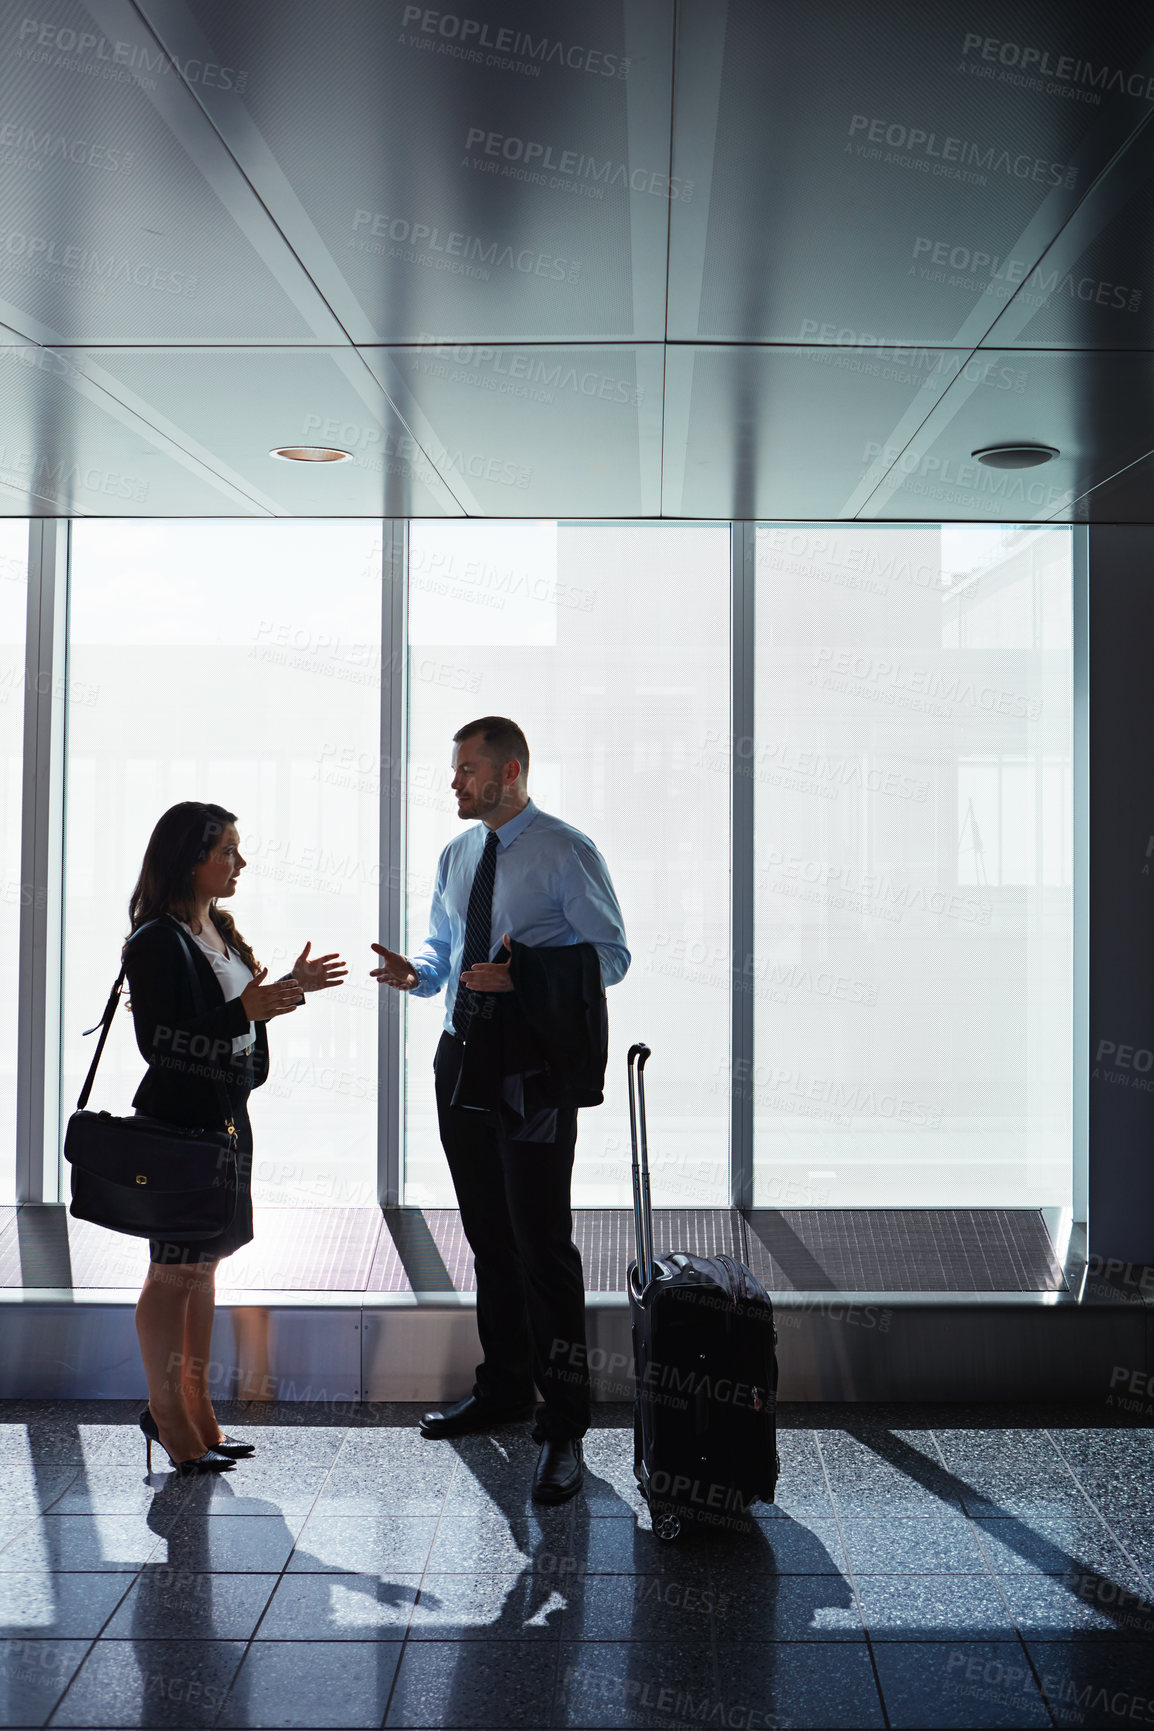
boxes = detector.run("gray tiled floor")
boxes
[0,1401,1150,1727]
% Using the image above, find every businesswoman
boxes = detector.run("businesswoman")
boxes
[122,801,347,1474]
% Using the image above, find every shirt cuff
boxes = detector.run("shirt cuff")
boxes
[408,958,440,997]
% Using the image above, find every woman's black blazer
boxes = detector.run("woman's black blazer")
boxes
[122,914,269,1130]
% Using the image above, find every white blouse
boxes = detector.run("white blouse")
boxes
[178,921,256,1054]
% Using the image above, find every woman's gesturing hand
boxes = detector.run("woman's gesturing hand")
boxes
[241,968,304,1022]
[292,941,348,993]
[370,943,418,990]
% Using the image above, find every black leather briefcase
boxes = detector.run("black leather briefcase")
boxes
[65,1110,238,1240]
[64,922,239,1242]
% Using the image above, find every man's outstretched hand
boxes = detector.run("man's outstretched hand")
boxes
[371,943,418,990]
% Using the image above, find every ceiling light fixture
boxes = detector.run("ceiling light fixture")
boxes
[269,445,352,463]
[971,443,1060,469]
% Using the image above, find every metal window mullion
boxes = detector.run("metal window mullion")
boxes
[16,520,68,1204]
[1071,523,1089,1231]
[731,521,755,1210]
[377,520,407,1208]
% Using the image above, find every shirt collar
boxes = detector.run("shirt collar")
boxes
[487,798,537,850]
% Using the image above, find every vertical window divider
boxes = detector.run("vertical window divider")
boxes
[17,520,69,1204]
[731,520,755,1211]
[1071,522,1089,1247]
[377,520,408,1209]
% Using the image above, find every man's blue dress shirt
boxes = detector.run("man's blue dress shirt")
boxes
[409,799,630,1034]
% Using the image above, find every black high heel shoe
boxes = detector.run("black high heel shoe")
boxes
[138,1406,255,1459]
[208,1435,256,1459]
[138,1408,236,1477]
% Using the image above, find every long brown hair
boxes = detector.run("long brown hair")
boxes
[125,801,259,975]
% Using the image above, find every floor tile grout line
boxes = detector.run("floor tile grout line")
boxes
[810,1426,891,1731]
[41,1431,185,1729]
[421,1438,569,1724]
[210,1417,354,1729]
[832,1420,1073,1724]
[10,1408,1151,1726]
[0,1501,50,1562]
[41,1632,103,1728]
[945,1419,1148,1589]
[962,1518,1060,1727]
[1043,1422,1154,1587]
[33,1414,229,1725]
[929,1428,1059,1724]
[34,1459,89,1520]
[378,1433,477,1728]
[930,1420,1141,1716]
[546,1488,579,1729]
[927,1423,1103,1523]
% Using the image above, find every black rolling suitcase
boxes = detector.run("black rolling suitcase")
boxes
[627,1042,779,1541]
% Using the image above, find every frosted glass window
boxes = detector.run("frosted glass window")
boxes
[752,525,1072,1209]
[0,523,27,1203]
[62,522,383,1207]
[404,521,731,1207]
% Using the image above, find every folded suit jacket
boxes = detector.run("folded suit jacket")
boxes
[451,937,608,1122]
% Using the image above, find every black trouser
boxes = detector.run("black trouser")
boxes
[434,1031,590,1442]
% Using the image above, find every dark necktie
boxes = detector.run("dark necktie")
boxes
[457,828,498,1030]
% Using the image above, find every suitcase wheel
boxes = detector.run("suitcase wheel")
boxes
[651,1505,682,1543]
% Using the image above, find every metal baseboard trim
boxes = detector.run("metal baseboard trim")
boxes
[0,1289,1147,1403]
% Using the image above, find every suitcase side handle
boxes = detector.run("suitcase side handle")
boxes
[627,1042,653,1290]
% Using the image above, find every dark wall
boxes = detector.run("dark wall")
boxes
[1089,527,1154,1266]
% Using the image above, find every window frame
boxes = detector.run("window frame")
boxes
[15,517,1087,1233]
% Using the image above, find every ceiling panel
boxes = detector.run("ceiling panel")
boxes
[854,351,1154,521]
[1062,448,1154,522]
[0,0,1153,520]
[668,0,1154,347]
[0,0,346,343]
[661,343,974,519]
[362,343,664,515]
[139,0,674,343]
[981,115,1154,350]
[72,348,463,515]
[0,342,265,514]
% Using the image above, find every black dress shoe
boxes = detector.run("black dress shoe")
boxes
[419,1393,535,1440]
[532,1437,584,1504]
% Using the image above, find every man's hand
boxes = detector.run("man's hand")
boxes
[460,932,515,994]
[370,943,418,990]
[292,941,348,993]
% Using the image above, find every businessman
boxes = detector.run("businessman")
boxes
[371,716,629,1502]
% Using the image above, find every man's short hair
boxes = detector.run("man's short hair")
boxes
[453,716,530,777]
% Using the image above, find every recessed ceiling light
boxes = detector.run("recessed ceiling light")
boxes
[269,445,352,463]
[971,443,1060,469]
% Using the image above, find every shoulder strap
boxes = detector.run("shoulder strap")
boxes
[76,967,127,1109]
[77,917,238,1133]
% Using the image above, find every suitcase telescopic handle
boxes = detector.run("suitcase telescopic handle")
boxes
[627,1043,654,1291]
